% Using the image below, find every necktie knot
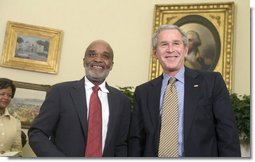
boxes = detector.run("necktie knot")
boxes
[92,85,100,92]
[168,78,176,92]
[168,77,176,86]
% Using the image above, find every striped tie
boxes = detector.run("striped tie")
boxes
[158,77,178,157]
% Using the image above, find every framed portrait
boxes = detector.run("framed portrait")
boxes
[149,2,234,91]
[8,81,51,129]
[0,21,63,74]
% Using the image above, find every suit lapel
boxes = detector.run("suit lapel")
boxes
[70,78,88,139]
[184,68,201,141]
[147,76,162,131]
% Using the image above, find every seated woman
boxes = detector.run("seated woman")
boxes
[0,78,22,156]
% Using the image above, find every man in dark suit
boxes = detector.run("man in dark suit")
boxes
[128,25,241,157]
[28,40,131,157]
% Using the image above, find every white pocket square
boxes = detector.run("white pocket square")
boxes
[194,85,199,87]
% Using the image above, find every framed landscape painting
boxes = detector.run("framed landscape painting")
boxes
[0,21,63,74]
[8,81,51,128]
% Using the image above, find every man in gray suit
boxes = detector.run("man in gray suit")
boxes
[29,40,131,157]
[128,25,240,157]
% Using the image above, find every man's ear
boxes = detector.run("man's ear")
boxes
[109,61,114,71]
[83,58,86,67]
[153,49,158,59]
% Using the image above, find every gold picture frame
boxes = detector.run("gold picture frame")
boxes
[1,21,63,74]
[9,81,51,128]
[149,2,234,91]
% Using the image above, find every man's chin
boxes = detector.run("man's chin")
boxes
[85,69,110,83]
[91,76,105,82]
[87,74,108,83]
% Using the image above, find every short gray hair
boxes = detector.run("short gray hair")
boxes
[152,24,188,49]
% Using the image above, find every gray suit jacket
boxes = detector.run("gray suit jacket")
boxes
[128,67,241,157]
[28,78,131,157]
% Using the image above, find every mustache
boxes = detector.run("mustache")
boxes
[90,61,106,67]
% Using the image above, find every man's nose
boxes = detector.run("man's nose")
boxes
[94,54,103,62]
[166,44,174,52]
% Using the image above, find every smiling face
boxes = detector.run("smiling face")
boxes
[153,29,188,76]
[83,40,114,85]
[0,87,12,110]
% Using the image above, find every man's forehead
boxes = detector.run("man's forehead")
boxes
[88,41,111,51]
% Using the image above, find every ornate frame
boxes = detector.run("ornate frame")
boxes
[149,2,234,91]
[0,21,63,74]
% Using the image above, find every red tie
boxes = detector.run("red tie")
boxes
[85,85,102,157]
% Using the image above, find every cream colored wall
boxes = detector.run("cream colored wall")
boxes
[0,0,250,157]
[0,0,250,94]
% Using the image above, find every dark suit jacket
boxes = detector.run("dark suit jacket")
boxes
[28,78,131,157]
[128,68,241,157]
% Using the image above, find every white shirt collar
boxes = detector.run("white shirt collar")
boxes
[84,76,109,93]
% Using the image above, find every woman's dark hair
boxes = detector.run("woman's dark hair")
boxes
[0,78,16,98]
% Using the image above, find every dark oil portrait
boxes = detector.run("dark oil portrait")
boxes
[175,15,221,71]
